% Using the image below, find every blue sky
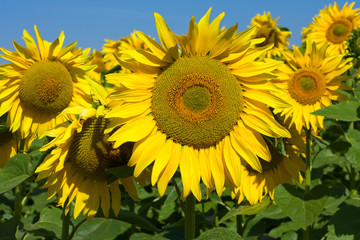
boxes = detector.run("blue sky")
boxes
[0,0,354,64]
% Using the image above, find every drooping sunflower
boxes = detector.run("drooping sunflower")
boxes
[35,81,147,220]
[105,9,291,201]
[272,40,353,133]
[302,2,360,55]
[102,32,149,71]
[0,26,94,139]
[250,11,292,57]
[232,120,305,205]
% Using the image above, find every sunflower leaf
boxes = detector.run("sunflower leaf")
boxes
[0,154,32,194]
[274,184,328,229]
[218,197,272,224]
[72,218,131,240]
[117,210,161,232]
[196,227,244,240]
[311,100,360,121]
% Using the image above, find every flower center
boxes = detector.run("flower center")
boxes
[327,20,352,44]
[19,60,73,113]
[288,69,326,105]
[68,117,134,179]
[152,56,243,149]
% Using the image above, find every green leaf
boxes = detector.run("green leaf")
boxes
[0,154,32,194]
[72,218,131,240]
[327,225,354,240]
[219,197,271,224]
[196,227,243,240]
[330,204,360,238]
[311,100,360,121]
[328,140,351,154]
[268,221,300,238]
[345,139,360,169]
[274,184,328,229]
[118,210,161,232]
[129,233,169,240]
[29,206,63,239]
[323,185,350,216]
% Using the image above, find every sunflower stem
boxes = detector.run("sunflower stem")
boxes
[236,214,244,236]
[303,126,312,240]
[184,193,196,240]
[61,205,71,240]
[171,179,185,212]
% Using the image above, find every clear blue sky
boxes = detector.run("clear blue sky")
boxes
[0,0,354,64]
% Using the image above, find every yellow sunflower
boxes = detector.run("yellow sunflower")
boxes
[35,81,147,221]
[232,120,305,205]
[103,32,149,71]
[302,2,360,55]
[272,40,353,133]
[105,8,291,201]
[87,50,107,83]
[250,12,291,57]
[0,26,94,139]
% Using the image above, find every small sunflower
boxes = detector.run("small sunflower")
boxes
[302,2,360,55]
[35,82,145,220]
[102,32,149,71]
[105,9,291,201]
[250,12,291,57]
[232,120,305,205]
[0,26,94,139]
[87,50,107,83]
[272,40,353,133]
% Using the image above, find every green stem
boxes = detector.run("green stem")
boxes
[61,205,71,240]
[184,193,196,240]
[303,126,312,240]
[171,178,185,212]
[305,126,312,194]
[14,184,22,218]
[68,219,86,240]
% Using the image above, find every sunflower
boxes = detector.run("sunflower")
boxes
[105,9,291,201]
[0,26,94,139]
[250,12,291,57]
[232,120,305,205]
[87,50,107,83]
[35,81,147,220]
[302,2,360,55]
[103,32,149,72]
[272,40,353,133]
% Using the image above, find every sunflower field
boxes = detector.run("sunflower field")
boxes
[1,2,360,239]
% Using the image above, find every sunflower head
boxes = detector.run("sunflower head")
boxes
[250,12,291,57]
[302,2,360,55]
[0,26,94,138]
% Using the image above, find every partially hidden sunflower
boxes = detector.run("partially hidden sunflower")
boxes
[105,8,291,201]
[232,119,305,205]
[0,26,94,139]
[35,81,147,220]
[272,39,353,133]
[103,32,149,72]
[302,2,360,55]
[250,11,291,57]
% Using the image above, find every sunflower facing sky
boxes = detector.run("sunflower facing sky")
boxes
[105,8,291,201]
[250,12,292,57]
[272,40,353,133]
[0,26,95,139]
[35,81,147,220]
[302,2,360,55]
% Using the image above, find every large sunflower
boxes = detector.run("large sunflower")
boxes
[302,2,360,55]
[0,26,94,139]
[105,9,291,201]
[250,12,291,57]
[35,81,146,220]
[232,120,305,205]
[272,40,352,133]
